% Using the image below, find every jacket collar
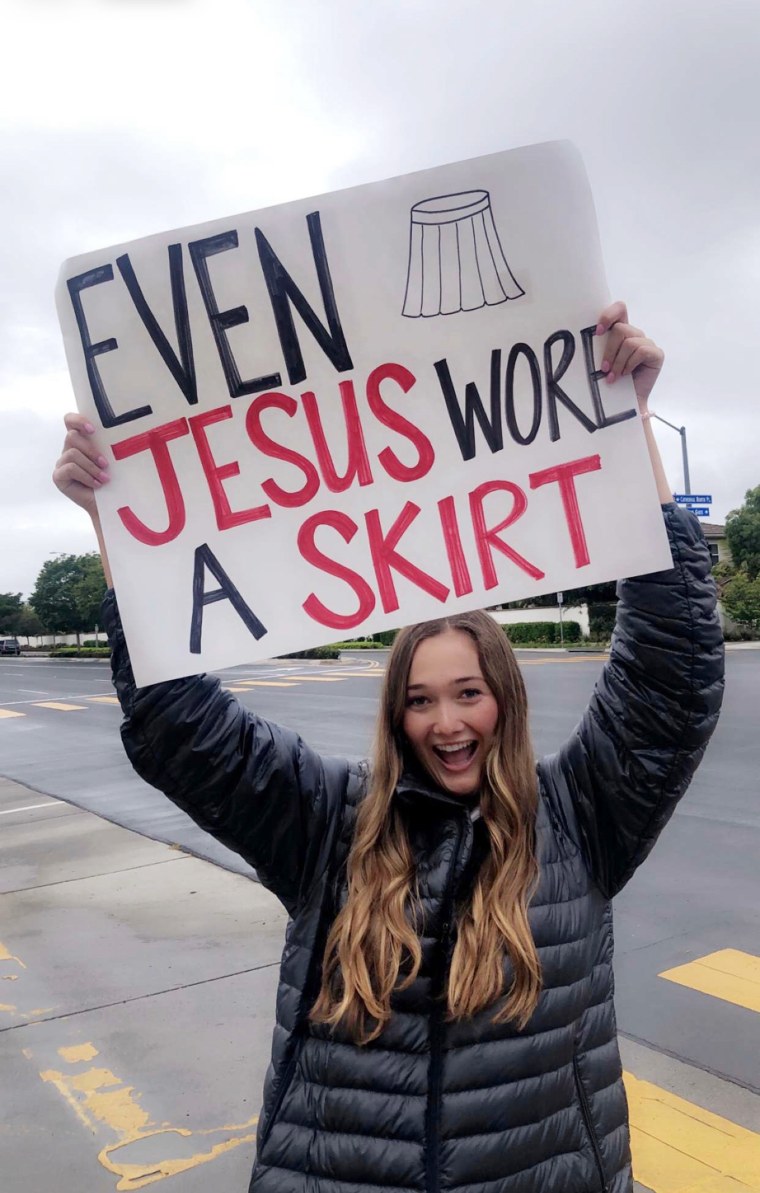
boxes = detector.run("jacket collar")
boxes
[395,770,478,818]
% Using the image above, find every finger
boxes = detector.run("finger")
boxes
[606,338,641,382]
[64,429,110,471]
[601,324,646,373]
[54,460,105,491]
[57,449,109,485]
[620,343,663,377]
[63,411,97,436]
[595,300,629,336]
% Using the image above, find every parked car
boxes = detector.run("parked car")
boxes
[0,638,21,656]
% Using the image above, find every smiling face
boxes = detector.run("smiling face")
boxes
[402,628,500,798]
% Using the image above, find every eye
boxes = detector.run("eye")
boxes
[405,694,429,708]
[460,687,483,700]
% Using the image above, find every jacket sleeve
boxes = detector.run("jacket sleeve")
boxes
[540,504,724,898]
[101,591,348,916]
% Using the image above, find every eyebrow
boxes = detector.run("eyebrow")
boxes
[407,675,483,691]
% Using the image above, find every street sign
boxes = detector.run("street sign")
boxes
[687,507,711,517]
[674,494,712,505]
[557,591,564,605]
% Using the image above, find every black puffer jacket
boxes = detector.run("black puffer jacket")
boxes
[104,505,723,1193]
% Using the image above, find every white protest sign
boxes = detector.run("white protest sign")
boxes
[56,140,672,686]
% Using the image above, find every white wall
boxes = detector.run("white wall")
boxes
[489,604,590,637]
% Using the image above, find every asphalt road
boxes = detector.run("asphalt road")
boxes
[1,649,759,1191]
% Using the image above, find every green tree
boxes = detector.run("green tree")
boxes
[30,553,106,644]
[725,486,760,579]
[72,553,108,632]
[722,567,760,635]
[0,592,23,634]
[15,603,46,644]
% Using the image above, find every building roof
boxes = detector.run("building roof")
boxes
[701,522,725,536]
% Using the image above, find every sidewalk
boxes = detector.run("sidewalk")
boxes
[2,775,759,1193]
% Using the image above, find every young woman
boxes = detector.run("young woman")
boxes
[54,303,724,1193]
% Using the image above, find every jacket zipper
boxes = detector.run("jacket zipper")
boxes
[572,1054,609,1193]
[425,816,467,1193]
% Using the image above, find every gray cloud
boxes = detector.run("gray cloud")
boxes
[2,0,758,595]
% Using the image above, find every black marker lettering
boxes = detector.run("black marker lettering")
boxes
[190,543,268,654]
[256,211,353,386]
[116,245,198,406]
[544,330,597,442]
[580,325,637,429]
[66,267,152,428]
[434,350,503,461]
[189,231,281,399]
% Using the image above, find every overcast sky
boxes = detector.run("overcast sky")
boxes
[2,0,757,598]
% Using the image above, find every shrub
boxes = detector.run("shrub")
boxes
[371,630,398,646]
[279,646,341,660]
[588,603,617,641]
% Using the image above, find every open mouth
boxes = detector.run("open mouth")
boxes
[432,741,478,771]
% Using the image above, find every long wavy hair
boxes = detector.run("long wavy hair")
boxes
[310,611,542,1044]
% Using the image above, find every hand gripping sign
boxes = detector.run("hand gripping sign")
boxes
[56,141,671,686]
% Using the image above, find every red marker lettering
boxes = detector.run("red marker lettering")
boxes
[470,480,545,588]
[529,454,601,568]
[302,380,373,493]
[366,363,435,483]
[246,393,320,509]
[189,405,271,531]
[298,511,376,630]
[365,503,449,614]
[112,418,189,546]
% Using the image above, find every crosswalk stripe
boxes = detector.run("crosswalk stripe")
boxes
[625,1071,760,1191]
[87,696,120,705]
[0,708,25,719]
[33,702,87,712]
[659,949,760,1015]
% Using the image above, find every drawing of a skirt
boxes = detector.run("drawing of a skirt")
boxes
[402,189,524,318]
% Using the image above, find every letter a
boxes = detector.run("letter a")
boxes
[190,543,267,653]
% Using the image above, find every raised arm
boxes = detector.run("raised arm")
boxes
[54,413,348,914]
[540,304,724,896]
[542,504,724,897]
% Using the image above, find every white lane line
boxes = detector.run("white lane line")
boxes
[0,802,59,815]
[0,691,116,708]
[18,689,50,695]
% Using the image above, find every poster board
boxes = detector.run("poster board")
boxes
[56,140,671,686]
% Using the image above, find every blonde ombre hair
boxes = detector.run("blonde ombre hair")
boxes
[311,611,542,1044]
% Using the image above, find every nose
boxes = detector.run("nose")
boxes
[433,700,464,737]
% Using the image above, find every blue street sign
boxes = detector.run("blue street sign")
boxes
[686,507,710,517]
[674,494,712,505]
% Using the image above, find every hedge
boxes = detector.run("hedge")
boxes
[502,621,581,645]
[279,646,341,660]
[51,646,111,658]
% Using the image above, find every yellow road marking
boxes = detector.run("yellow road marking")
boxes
[88,696,121,704]
[284,675,343,682]
[0,708,25,718]
[59,1043,99,1063]
[329,671,385,678]
[34,701,87,711]
[223,686,255,692]
[625,1071,760,1191]
[32,1041,258,1189]
[0,942,26,969]
[659,949,760,1015]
